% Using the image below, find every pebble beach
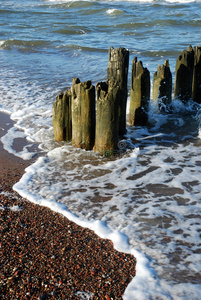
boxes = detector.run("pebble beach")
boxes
[0,113,136,299]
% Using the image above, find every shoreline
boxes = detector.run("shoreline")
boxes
[0,112,33,185]
[0,112,136,299]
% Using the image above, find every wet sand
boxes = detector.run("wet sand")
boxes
[0,112,136,299]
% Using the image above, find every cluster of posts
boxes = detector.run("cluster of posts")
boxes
[53,45,201,156]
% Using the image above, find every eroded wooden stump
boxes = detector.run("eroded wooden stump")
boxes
[53,89,72,142]
[153,59,172,110]
[72,78,95,150]
[94,78,120,156]
[107,47,129,136]
[192,46,201,103]
[174,45,194,102]
[129,57,150,126]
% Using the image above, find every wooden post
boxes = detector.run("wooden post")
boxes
[153,59,172,110]
[192,46,201,103]
[94,78,120,156]
[129,57,150,126]
[107,47,129,136]
[53,89,72,142]
[72,78,95,150]
[174,45,194,102]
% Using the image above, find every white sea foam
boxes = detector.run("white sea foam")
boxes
[0,40,5,49]
[1,127,36,160]
[9,205,22,212]
[166,0,196,3]
[106,8,125,14]
[75,291,94,300]
[199,128,201,138]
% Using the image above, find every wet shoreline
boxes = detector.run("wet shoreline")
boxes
[0,112,136,299]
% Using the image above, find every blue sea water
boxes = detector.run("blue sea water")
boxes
[1,0,201,299]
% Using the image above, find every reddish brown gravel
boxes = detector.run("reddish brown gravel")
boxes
[0,113,136,299]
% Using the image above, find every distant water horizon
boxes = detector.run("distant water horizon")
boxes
[1,0,201,299]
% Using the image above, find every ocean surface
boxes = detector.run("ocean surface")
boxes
[1,0,201,299]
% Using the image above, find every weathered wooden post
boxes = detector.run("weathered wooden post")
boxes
[129,57,150,126]
[153,59,172,110]
[192,46,201,103]
[72,78,95,150]
[107,47,129,136]
[174,45,194,102]
[53,89,72,142]
[94,78,120,156]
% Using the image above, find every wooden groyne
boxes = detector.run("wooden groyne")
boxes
[53,45,201,156]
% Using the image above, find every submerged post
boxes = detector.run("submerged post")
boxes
[72,78,95,150]
[153,59,172,110]
[107,47,129,136]
[192,46,201,103]
[94,78,120,156]
[53,89,72,142]
[174,45,194,102]
[129,57,150,126]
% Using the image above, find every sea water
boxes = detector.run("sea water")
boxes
[1,0,201,299]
